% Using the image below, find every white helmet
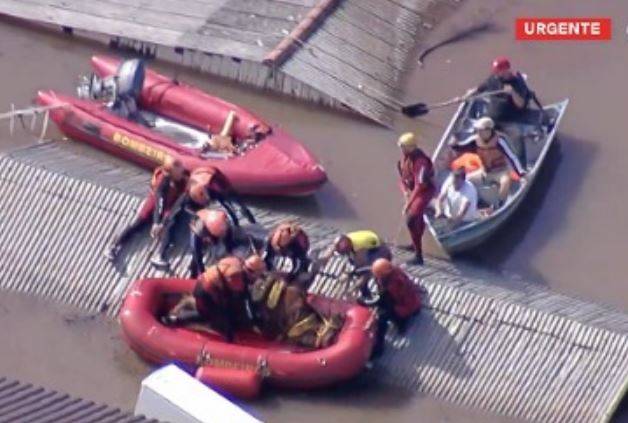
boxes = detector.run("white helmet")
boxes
[473,117,495,131]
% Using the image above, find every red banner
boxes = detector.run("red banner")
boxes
[516,18,612,41]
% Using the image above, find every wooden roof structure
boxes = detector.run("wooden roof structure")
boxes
[0,0,459,126]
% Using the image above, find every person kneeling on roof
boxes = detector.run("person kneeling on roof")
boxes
[453,117,526,205]
[360,258,421,358]
[263,222,311,283]
[150,166,256,268]
[319,230,392,296]
[105,156,188,261]
[188,209,238,278]
[434,167,479,227]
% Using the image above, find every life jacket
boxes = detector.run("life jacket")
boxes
[346,230,381,252]
[474,135,508,172]
[150,166,188,207]
[399,149,435,193]
[379,267,421,319]
[270,223,310,255]
[188,167,231,205]
[197,257,246,305]
[451,153,483,173]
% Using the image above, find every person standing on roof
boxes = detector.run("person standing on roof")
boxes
[359,258,421,358]
[397,132,435,265]
[105,156,188,261]
[466,57,532,122]
[150,166,256,268]
[454,117,526,204]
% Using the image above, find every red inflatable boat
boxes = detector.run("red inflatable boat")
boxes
[37,56,326,196]
[119,277,376,398]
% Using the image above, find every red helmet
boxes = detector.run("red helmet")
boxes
[371,258,394,280]
[334,235,353,255]
[197,209,229,239]
[492,56,511,74]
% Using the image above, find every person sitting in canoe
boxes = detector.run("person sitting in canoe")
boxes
[318,230,392,296]
[465,57,532,123]
[249,272,342,349]
[105,156,188,261]
[151,166,256,268]
[263,222,311,285]
[359,258,421,358]
[165,256,252,342]
[434,167,479,228]
[189,209,238,278]
[453,117,526,205]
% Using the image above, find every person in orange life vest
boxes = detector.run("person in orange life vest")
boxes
[397,132,436,265]
[193,256,251,342]
[163,254,266,330]
[359,258,421,358]
[188,209,238,278]
[454,117,526,203]
[150,166,256,268]
[263,222,311,280]
[105,156,187,261]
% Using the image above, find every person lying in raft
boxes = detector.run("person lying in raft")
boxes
[188,209,239,278]
[150,166,256,268]
[248,272,342,349]
[359,259,421,358]
[452,117,526,206]
[434,167,479,228]
[263,222,312,286]
[318,230,392,296]
[105,156,188,262]
[164,256,259,341]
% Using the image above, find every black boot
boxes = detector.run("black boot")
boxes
[406,254,424,266]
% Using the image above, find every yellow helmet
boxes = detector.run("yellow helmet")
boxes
[398,132,417,147]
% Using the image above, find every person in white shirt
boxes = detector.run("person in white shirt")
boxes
[435,168,479,227]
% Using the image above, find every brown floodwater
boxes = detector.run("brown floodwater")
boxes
[0,0,627,421]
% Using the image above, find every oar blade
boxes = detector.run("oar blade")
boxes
[401,102,429,118]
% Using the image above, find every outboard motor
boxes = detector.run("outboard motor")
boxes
[116,58,145,101]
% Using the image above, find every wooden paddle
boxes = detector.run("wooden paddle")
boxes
[401,89,506,118]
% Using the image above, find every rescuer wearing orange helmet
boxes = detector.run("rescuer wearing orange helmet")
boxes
[397,132,435,265]
[192,256,251,342]
[105,156,188,261]
[188,209,237,278]
[150,166,256,268]
[360,258,422,357]
[263,222,311,280]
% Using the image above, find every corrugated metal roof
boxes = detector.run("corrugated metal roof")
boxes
[0,0,455,126]
[2,141,628,422]
[0,377,156,423]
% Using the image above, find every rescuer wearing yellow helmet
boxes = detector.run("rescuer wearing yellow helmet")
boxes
[397,131,435,265]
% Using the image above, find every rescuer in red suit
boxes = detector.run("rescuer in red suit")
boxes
[188,208,237,278]
[105,156,188,261]
[397,132,436,265]
[360,258,421,358]
[150,166,256,268]
[263,222,311,282]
